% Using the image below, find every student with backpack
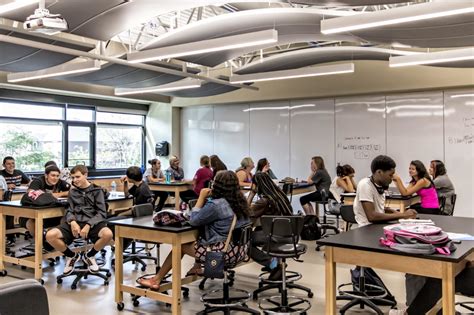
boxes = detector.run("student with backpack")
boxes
[392,160,440,215]
[45,165,113,275]
[351,155,417,312]
[21,164,71,237]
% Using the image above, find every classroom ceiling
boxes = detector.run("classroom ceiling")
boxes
[0,0,472,100]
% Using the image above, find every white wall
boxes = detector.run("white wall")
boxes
[180,89,474,218]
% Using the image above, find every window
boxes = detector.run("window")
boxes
[0,99,146,174]
[97,112,144,125]
[0,120,63,171]
[67,125,93,167]
[0,101,63,120]
[96,125,143,169]
[66,107,94,122]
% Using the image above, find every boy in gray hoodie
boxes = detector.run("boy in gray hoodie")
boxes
[46,165,113,275]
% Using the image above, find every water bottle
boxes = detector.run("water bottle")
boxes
[165,171,171,184]
[111,181,117,196]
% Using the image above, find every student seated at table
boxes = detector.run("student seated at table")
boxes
[1,156,30,190]
[2,156,31,243]
[21,164,71,237]
[329,164,357,203]
[299,156,331,216]
[45,165,113,275]
[143,159,169,211]
[247,171,293,279]
[256,157,277,180]
[406,261,474,315]
[122,166,155,207]
[137,170,250,290]
[44,160,71,184]
[429,160,456,214]
[210,154,227,179]
[166,155,184,181]
[180,155,213,205]
[236,157,254,188]
[392,160,440,215]
[354,155,417,227]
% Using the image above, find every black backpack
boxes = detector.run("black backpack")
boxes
[300,215,321,241]
[21,191,59,207]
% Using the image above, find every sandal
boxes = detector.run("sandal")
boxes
[186,264,204,277]
[137,277,160,290]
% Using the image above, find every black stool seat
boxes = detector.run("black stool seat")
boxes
[263,243,307,257]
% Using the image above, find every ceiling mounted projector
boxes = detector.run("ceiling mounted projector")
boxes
[24,7,68,35]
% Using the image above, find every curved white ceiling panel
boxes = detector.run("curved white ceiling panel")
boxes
[139,8,358,67]
[347,13,474,48]
[235,46,474,73]
[235,47,415,74]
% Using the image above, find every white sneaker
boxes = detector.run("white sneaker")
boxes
[63,253,79,275]
[82,255,99,273]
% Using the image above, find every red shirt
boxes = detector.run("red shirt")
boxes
[194,167,213,195]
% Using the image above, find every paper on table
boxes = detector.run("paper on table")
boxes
[446,232,474,241]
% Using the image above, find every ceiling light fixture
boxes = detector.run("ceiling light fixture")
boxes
[321,1,474,34]
[114,78,202,96]
[230,63,354,84]
[7,60,101,83]
[0,0,38,15]
[389,47,474,67]
[127,29,278,63]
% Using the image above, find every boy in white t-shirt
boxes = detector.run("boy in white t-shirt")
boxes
[353,155,417,227]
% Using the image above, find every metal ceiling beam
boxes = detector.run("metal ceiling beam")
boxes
[0,34,258,91]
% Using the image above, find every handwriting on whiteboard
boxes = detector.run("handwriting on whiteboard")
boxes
[337,136,383,159]
[448,134,473,145]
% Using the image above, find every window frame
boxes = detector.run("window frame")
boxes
[0,99,146,176]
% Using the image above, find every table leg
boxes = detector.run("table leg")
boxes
[115,226,124,305]
[171,235,182,315]
[34,215,44,280]
[325,246,336,315]
[0,213,5,272]
[399,200,405,213]
[442,262,455,315]
[174,188,181,210]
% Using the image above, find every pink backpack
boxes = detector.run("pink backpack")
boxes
[380,224,456,256]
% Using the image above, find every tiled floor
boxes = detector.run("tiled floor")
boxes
[0,238,419,315]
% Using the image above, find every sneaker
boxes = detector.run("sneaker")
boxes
[82,255,99,273]
[63,253,79,275]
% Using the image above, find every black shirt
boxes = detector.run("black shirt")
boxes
[128,182,154,205]
[28,175,71,193]
[1,169,30,187]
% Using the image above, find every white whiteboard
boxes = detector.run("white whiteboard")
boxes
[290,99,335,181]
[444,89,474,218]
[213,104,250,171]
[335,96,386,182]
[180,106,214,178]
[249,101,290,178]
[386,92,444,183]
